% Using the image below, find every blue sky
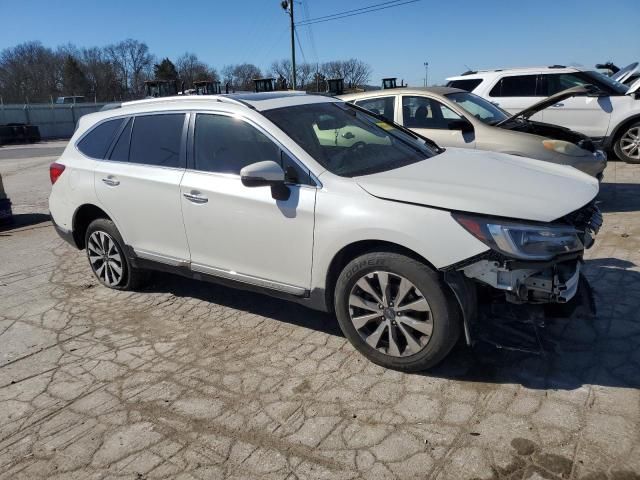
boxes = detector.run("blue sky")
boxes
[1,0,638,86]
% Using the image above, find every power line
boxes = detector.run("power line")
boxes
[296,0,420,27]
[297,0,408,24]
[294,27,308,65]
[301,0,319,65]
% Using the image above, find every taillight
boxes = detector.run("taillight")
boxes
[50,162,65,185]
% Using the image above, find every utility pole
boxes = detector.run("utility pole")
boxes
[424,62,429,87]
[282,1,296,90]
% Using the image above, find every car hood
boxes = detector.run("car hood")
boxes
[495,86,591,126]
[355,148,599,222]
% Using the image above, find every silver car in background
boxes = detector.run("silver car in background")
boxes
[339,87,607,178]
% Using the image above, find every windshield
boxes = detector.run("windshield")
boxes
[263,102,439,177]
[582,70,629,95]
[445,91,510,125]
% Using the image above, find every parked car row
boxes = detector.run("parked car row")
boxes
[446,64,640,163]
[49,90,603,371]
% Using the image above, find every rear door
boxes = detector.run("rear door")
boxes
[352,96,397,123]
[538,73,612,138]
[486,74,545,120]
[93,113,190,264]
[400,95,475,148]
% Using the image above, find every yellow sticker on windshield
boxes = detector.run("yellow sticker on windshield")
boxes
[376,122,394,131]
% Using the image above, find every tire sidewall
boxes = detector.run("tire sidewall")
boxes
[614,121,640,164]
[85,218,132,290]
[334,252,460,371]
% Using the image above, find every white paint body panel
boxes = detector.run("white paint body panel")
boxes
[94,162,189,261]
[180,171,316,289]
[355,148,598,223]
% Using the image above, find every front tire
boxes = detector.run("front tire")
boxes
[85,218,143,290]
[614,121,640,163]
[334,252,461,372]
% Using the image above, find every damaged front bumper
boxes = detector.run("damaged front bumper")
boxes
[460,256,581,304]
[444,201,602,348]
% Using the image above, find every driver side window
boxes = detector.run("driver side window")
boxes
[402,96,462,130]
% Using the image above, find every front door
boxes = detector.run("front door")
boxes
[401,96,476,148]
[180,113,316,293]
[538,73,612,138]
[94,113,190,264]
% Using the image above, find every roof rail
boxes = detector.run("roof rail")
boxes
[549,64,567,69]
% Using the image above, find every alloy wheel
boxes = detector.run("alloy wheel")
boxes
[620,126,640,161]
[348,271,433,357]
[87,231,124,287]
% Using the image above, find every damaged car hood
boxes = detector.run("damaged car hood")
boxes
[495,86,591,126]
[355,148,599,222]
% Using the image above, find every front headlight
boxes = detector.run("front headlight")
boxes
[542,139,587,157]
[453,213,583,260]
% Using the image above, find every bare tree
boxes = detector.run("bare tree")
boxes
[105,39,153,99]
[222,63,261,91]
[319,59,371,89]
[0,41,59,102]
[80,47,123,102]
[343,58,372,88]
[177,52,218,88]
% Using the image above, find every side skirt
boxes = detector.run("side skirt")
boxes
[125,246,331,312]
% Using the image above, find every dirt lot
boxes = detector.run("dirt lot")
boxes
[0,143,638,480]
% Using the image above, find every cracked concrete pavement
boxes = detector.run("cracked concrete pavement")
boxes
[0,143,639,479]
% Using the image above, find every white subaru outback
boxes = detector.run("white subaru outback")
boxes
[49,92,602,371]
[447,65,640,163]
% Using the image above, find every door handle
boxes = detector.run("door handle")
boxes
[183,192,208,204]
[102,177,120,187]
[553,103,564,107]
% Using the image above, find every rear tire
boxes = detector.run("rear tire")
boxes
[334,251,461,372]
[85,218,144,290]
[614,121,640,164]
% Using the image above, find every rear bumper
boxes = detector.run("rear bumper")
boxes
[52,217,78,248]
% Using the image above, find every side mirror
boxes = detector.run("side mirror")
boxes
[240,161,285,187]
[448,119,474,133]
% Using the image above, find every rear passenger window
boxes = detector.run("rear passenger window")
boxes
[489,75,539,97]
[108,118,132,162]
[129,114,185,168]
[446,79,482,92]
[77,118,123,159]
[194,114,280,175]
[354,96,395,122]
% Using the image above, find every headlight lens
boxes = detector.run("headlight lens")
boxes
[542,139,587,157]
[453,213,583,260]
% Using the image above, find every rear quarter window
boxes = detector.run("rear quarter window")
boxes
[446,79,483,92]
[77,118,124,159]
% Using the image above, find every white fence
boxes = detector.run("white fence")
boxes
[0,103,109,139]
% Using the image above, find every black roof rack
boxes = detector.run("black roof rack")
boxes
[549,64,566,69]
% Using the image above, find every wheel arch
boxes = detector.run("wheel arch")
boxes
[607,114,640,148]
[320,239,439,313]
[72,204,111,249]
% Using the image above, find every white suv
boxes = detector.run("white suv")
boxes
[49,93,602,371]
[447,65,640,163]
